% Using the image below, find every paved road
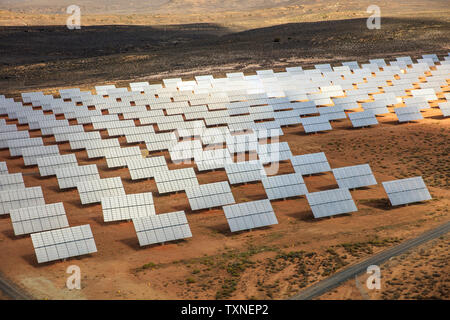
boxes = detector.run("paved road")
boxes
[290,221,450,300]
[0,272,33,300]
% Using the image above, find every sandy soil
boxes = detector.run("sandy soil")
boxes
[0,79,449,299]
[319,234,449,300]
[0,8,449,95]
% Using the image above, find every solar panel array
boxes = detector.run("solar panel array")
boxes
[195,148,232,171]
[185,181,235,211]
[22,145,60,166]
[133,211,192,246]
[394,106,423,122]
[332,164,377,189]
[31,225,97,263]
[0,161,8,174]
[76,177,126,204]
[154,168,199,194]
[257,142,292,164]
[306,188,358,218]
[439,102,450,117]
[56,164,100,189]
[126,156,168,180]
[348,110,379,128]
[301,116,332,133]
[8,137,44,157]
[101,192,155,222]
[225,160,266,184]
[223,199,278,232]
[10,202,69,236]
[382,176,432,206]
[36,154,78,177]
[261,173,308,200]
[0,186,45,215]
[104,146,143,168]
[0,173,25,191]
[0,130,30,149]
[291,152,331,175]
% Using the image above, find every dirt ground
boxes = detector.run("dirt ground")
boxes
[0,12,449,96]
[0,82,449,299]
[319,234,449,300]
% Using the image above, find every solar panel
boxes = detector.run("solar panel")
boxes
[68,132,102,150]
[257,142,292,164]
[0,186,45,215]
[301,116,332,133]
[226,133,258,154]
[273,109,302,126]
[185,181,235,211]
[85,139,121,158]
[154,168,199,194]
[348,110,379,128]
[438,102,450,117]
[98,119,135,132]
[194,148,232,171]
[22,145,60,166]
[382,176,431,206]
[261,173,308,200]
[145,132,178,152]
[360,101,390,115]
[7,137,44,157]
[199,127,229,146]
[35,119,70,135]
[36,154,78,177]
[291,152,331,175]
[133,211,192,246]
[0,130,30,149]
[120,125,155,143]
[169,140,203,162]
[31,224,97,263]
[101,192,155,222]
[225,160,266,184]
[318,106,347,120]
[10,202,69,236]
[396,56,413,65]
[223,199,278,232]
[332,164,377,189]
[104,146,142,168]
[394,106,423,122]
[332,97,359,110]
[52,125,85,142]
[306,188,357,218]
[0,123,18,133]
[227,101,251,116]
[76,177,126,205]
[422,54,439,62]
[0,173,25,191]
[55,164,100,189]
[126,156,168,180]
[0,161,8,174]
[404,97,430,110]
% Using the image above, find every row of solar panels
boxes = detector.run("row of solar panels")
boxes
[2,89,448,140]
[0,145,433,265]
[2,56,449,140]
